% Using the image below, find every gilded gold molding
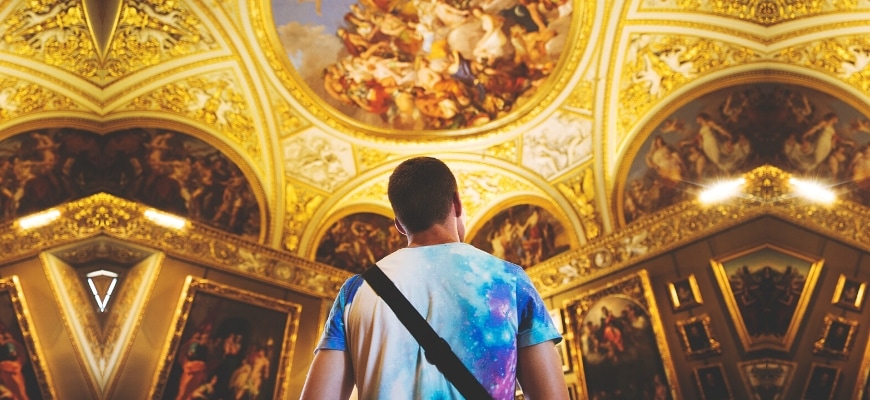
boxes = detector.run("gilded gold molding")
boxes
[555,167,601,240]
[3,193,349,298]
[528,165,870,297]
[618,34,762,140]
[775,36,870,96]
[638,0,865,25]
[127,72,261,164]
[0,76,79,123]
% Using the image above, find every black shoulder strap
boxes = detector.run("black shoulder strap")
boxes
[362,265,493,400]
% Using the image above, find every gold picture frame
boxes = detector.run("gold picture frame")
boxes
[0,276,55,399]
[693,364,733,400]
[737,358,796,400]
[831,274,866,311]
[676,314,721,358]
[563,270,681,399]
[148,277,302,399]
[802,364,839,400]
[668,273,703,311]
[853,326,870,399]
[812,314,858,358]
[711,244,823,352]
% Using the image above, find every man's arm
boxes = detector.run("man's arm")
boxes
[516,341,569,400]
[299,349,355,400]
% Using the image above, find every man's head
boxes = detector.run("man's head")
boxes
[388,156,461,236]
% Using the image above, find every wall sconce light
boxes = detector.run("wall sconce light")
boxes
[788,177,836,205]
[698,178,746,205]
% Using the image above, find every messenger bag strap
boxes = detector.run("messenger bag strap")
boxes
[362,264,493,400]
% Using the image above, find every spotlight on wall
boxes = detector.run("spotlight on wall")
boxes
[143,209,188,230]
[16,208,61,230]
[789,177,836,205]
[698,178,746,205]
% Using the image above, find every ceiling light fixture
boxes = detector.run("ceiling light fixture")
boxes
[789,177,836,205]
[143,209,188,230]
[698,178,746,205]
[17,208,61,230]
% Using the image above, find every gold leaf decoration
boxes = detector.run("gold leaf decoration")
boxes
[283,184,324,252]
[774,37,870,94]
[128,72,260,163]
[0,77,78,122]
[619,34,761,140]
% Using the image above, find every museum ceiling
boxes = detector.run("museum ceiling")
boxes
[1,0,870,286]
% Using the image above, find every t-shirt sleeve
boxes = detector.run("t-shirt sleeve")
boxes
[516,270,562,348]
[314,275,364,353]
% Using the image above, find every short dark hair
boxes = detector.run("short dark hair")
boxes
[388,157,457,233]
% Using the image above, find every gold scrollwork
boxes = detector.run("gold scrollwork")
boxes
[775,37,870,95]
[619,34,761,139]
[128,73,261,164]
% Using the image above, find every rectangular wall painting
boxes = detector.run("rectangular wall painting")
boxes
[711,244,822,352]
[563,270,680,399]
[149,277,302,399]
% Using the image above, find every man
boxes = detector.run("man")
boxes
[301,156,568,399]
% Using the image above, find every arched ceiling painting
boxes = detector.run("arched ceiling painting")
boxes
[0,128,262,239]
[619,82,870,225]
[269,0,578,133]
[314,212,403,273]
[468,203,570,269]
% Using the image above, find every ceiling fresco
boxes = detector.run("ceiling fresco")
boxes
[268,0,582,134]
[619,82,870,225]
[468,203,570,269]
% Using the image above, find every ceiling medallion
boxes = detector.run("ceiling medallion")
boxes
[262,0,591,139]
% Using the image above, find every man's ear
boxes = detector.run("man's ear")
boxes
[394,219,407,235]
[453,191,463,217]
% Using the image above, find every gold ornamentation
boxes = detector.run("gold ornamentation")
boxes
[104,0,215,84]
[556,167,600,239]
[276,100,309,138]
[128,72,260,163]
[0,76,78,122]
[41,248,162,397]
[456,169,536,220]
[619,34,761,139]
[527,165,866,296]
[283,184,324,252]
[484,141,518,163]
[355,147,395,171]
[2,193,349,298]
[564,80,594,112]
[642,0,860,25]
[775,37,870,94]
[0,0,98,76]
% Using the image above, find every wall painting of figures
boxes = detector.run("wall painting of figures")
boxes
[711,244,823,353]
[315,212,405,273]
[269,0,575,131]
[149,277,302,400]
[0,276,54,399]
[468,203,570,269]
[563,270,681,400]
[0,128,262,240]
[620,82,870,225]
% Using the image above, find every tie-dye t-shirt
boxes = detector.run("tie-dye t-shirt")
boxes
[316,242,561,400]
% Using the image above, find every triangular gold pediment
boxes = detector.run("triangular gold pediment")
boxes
[40,241,162,399]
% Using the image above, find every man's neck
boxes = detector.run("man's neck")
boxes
[406,225,460,248]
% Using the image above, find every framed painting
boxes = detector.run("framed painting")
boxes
[802,364,839,400]
[563,270,681,399]
[737,359,796,400]
[812,314,858,358]
[831,274,866,311]
[676,314,721,358]
[0,276,54,399]
[148,277,302,399]
[668,274,703,311]
[711,244,823,352]
[694,364,733,400]
[854,330,870,399]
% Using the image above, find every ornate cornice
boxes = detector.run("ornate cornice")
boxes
[528,165,870,296]
[1,192,350,298]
